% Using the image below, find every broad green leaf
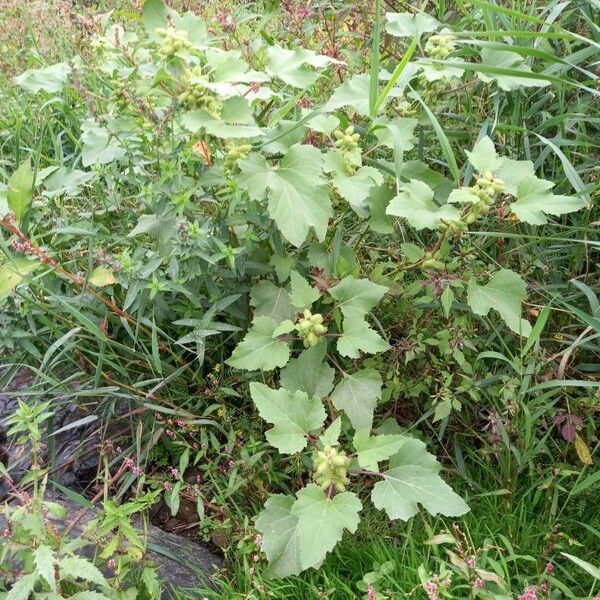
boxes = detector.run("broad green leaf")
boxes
[332,166,384,217]
[477,47,550,91]
[34,545,56,591]
[7,158,34,224]
[249,383,327,454]
[266,46,338,88]
[386,179,460,230]
[467,269,531,336]
[255,495,302,578]
[329,276,387,319]
[447,188,479,204]
[373,118,418,152]
[238,145,332,247]
[80,121,125,166]
[326,74,371,117]
[226,316,291,371]
[366,186,395,234]
[250,281,294,322]
[88,267,116,287]
[60,556,108,587]
[440,285,454,318]
[385,12,439,38]
[289,270,321,308]
[181,97,263,139]
[371,437,469,520]
[6,573,38,600]
[337,313,390,358]
[330,368,382,431]
[142,0,170,37]
[291,484,362,570]
[493,158,535,196]
[387,436,441,470]
[280,341,335,399]
[14,63,71,93]
[465,136,503,174]
[353,431,404,472]
[511,176,587,225]
[272,319,295,337]
[0,258,38,299]
[320,417,342,447]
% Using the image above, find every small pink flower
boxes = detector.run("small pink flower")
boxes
[467,556,476,568]
[169,467,179,479]
[540,581,549,593]
[107,558,117,571]
[518,586,538,600]
[123,457,134,469]
[545,562,553,574]
[367,584,376,600]
[163,481,173,491]
[132,466,143,476]
[176,419,185,428]
[473,578,484,589]
[165,429,174,438]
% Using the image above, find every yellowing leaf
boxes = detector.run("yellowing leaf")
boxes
[575,433,593,466]
[88,267,116,287]
[0,258,38,299]
[7,158,34,224]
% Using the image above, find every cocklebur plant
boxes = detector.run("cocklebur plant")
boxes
[224,272,469,577]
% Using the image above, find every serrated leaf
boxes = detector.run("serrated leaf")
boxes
[280,341,335,399]
[0,258,38,299]
[447,188,480,204]
[272,319,296,337]
[386,179,460,230]
[249,383,327,454]
[14,63,71,94]
[330,368,382,431]
[353,431,404,472]
[511,176,587,225]
[181,97,263,139]
[226,316,291,371]
[320,417,342,447]
[80,121,125,167]
[60,556,108,587]
[467,269,531,336]
[266,46,339,88]
[88,267,116,287]
[255,495,303,578]
[493,158,535,196]
[250,281,294,322]
[291,484,362,569]
[385,12,439,38]
[7,158,34,224]
[332,166,384,217]
[326,74,371,116]
[6,573,38,600]
[34,545,56,591]
[371,437,469,520]
[238,145,331,247]
[440,286,454,318]
[329,276,388,319]
[373,117,418,152]
[465,136,503,174]
[337,313,390,358]
[290,270,321,308]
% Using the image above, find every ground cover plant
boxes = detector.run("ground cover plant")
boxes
[0,0,599,598]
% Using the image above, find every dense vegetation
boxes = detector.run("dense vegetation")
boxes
[0,0,599,598]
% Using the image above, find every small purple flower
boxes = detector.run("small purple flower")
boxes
[545,562,553,574]
[473,578,485,589]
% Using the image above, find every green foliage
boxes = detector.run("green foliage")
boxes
[0,0,598,592]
